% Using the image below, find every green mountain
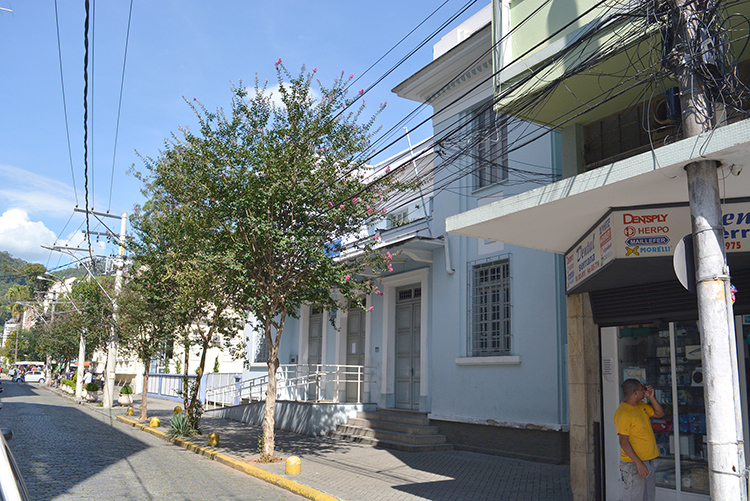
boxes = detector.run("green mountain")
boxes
[0,251,31,324]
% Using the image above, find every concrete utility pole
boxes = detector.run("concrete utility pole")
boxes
[102,212,127,408]
[671,1,747,498]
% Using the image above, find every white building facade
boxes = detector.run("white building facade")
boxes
[244,4,570,463]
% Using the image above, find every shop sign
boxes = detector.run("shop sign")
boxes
[565,214,615,291]
[565,201,750,291]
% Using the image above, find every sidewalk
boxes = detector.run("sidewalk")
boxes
[51,386,573,501]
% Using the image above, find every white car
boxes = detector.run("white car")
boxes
[0,428,30,501]
[22,371,46,384]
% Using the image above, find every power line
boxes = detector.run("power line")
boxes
[108,0,134,212]
[54,0,79,206]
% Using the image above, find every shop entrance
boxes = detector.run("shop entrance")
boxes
[602,321,730,500]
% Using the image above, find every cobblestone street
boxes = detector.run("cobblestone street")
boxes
[0,377,302,501]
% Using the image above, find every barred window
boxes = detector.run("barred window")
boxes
[469,259,511,356]
[252,330,269,364]
[473,105,508,189]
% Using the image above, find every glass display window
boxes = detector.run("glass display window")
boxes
[617,322,708,495]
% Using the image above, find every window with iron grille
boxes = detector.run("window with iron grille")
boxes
[252,330,269,364]
[469,258,511,356]
[473,105,508,189]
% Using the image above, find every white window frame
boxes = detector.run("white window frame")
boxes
[467,256,511,357]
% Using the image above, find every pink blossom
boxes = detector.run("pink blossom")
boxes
[313,68,317,73]
[388,265,394,272]
[373,234,380,241]
[376,290,384,296]
[367,208,373,214]
[193,98,197,101]
[345,275,351,281]
[352,198,358,203]
[368,306,374,312]
[387,252,392,260]
[349,74,354,79]
[340,204,345,209]
[382,208,388,214]
[385,165,391,173]
[328,201,334,207]
[359,89,364,95]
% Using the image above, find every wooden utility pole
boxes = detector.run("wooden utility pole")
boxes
[671,0,747,498]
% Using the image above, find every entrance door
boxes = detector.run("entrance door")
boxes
[346,308,365,402]
[307,307,323,400]
[395,286,421,410]
[603,322,713,500]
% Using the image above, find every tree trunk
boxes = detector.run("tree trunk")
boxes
[187,338,209,429]
[140,370,149,421]
[262,314,284,458]
[182,339,190,414]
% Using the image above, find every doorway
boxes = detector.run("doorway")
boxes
[395,286,421,410]
[346,307,365,402]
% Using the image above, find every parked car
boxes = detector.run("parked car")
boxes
[0,428,30,500]
[22,371,45,384]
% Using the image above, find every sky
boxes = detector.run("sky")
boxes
[0,0,483,268]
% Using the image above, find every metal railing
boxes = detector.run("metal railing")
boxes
[204,364,373,409]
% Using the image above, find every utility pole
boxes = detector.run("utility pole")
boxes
[102,212,127,408]
[671,1,747,498]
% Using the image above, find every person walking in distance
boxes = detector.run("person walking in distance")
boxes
[614,379,665,500]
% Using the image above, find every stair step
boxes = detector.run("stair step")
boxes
[335,425,447,445]
[358,410,430,426]
[328,431,453,453]
[345,417,439,435]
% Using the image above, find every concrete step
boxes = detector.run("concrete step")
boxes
[328,431,453,453]
[345,417,440,435]
[335,424,448,445]
[357,409,430,426]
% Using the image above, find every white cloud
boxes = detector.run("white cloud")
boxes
[0,209,57,263]
[254,84,321,110]
[0,164,77,216]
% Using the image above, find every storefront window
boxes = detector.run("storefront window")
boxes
[618,322,709,495]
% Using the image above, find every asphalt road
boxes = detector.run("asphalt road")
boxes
[0,377,303,501]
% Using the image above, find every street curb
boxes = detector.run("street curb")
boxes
[116,415,338,501]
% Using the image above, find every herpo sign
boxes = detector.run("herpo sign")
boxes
[565,201,750,292]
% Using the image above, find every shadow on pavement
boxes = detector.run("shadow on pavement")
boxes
[0,381,151,501]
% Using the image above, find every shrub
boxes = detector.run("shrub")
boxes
[62,379,75,388]
[167,412,199,439]
[85,382,99,392]
[119,385,133,395]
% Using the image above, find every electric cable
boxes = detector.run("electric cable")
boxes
[54,0,79,207]
[108,0,134,212]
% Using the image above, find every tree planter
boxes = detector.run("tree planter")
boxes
[83,390,98,403]
[118,394,133,406]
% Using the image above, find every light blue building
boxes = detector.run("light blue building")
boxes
[241,4,569,463]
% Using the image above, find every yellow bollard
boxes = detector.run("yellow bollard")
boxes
[173,406,182,414]
[149,417,161,427]
[126,407,134,416]
[285,456,301,476]
[207,432,219,447]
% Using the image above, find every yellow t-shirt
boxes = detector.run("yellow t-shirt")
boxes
[614,401,659,462]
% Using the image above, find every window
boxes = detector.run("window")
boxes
[252,329,269,364]
[473,105,508,189]
[387,209,409,229]
[469,258,511,356]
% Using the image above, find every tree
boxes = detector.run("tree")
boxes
[4,284,31,323]
[135,65,407,458]
[129,166,244,430]
[118,264,177,420]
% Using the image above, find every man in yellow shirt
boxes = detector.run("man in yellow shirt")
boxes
[614,379,665,501]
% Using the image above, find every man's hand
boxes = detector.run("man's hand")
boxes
[636,461,649,476]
